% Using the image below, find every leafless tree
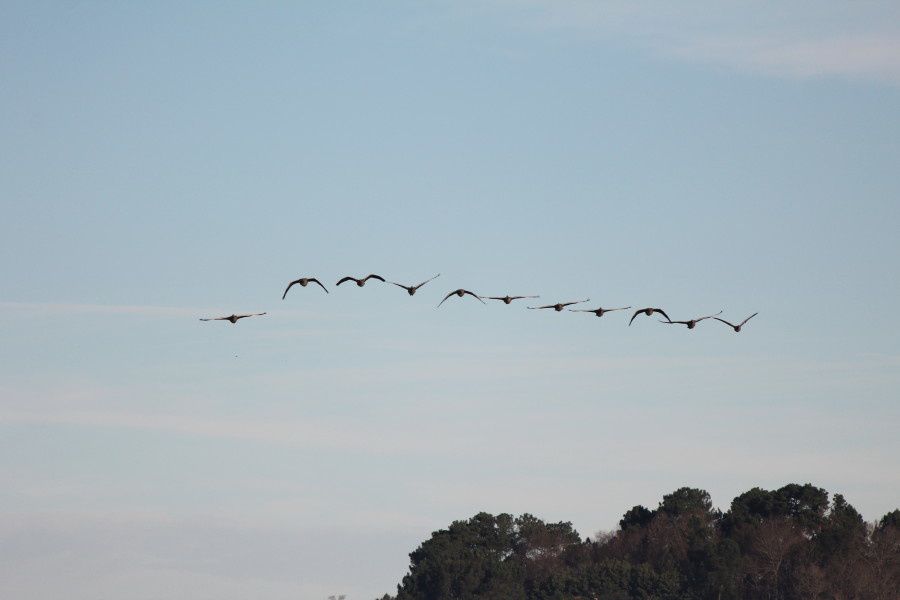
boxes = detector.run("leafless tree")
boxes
[747,518,803,600]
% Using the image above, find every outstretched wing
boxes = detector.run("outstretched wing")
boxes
[561,298,589,308]
[713,317,737,328]
[437,290,456,307]
[235,312,267,320]
[364,274,386,283]
[653,308,671,323]
[389,281,411,291]
[696,310,723,322]
[336,276,355,286]
[628,309,643,326]
[282,279,299,300]
[740,312,759,326]
[528,304,554,310]
[309,278,329,293]
[414,273,440,289]
[462,290,485,304]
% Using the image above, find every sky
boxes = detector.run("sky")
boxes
[1,1,899,598]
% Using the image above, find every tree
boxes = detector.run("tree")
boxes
[877,509,900,531]
[723,484,828,537]
[619,505,654,531]
[816,493,865,557]
[772,484,829,533]
[659,487,713,519]
[746,517,804,600]
[382,490,898,600]
[511,514,582,598]
[395,512,526,600]
[864,511,900,600]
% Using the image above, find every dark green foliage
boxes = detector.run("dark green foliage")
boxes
[562,559,681,600]
[659,487,713,518]
[815,493,866,558]
[395,512,526,600]
[723,483,829,536]
[878,509,900,531]
[619,505,654,530]
[386,486,899,600]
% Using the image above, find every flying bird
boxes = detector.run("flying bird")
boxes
[437,289,485,307]
[336,274,385,287]
[485,294,540,305]
[661,311,723,329]
[282,277,328,299]
[713,312,758,332]
[528,299,590,312]
[200,312,267,324]
[629,307,671,326]
[569,305,631,317]
[390,273,441,296]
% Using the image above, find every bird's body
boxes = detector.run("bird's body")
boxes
[570,305,631,317]
[438,289,485,307]
[629,307,671,326]
[486,294,539,305]
[200,312,267,324]
[713,312,758,332]
[390,273,440,296]
[662,311,723,329]
[336,274,385,287]
[528,299,590,312]
[282,277,328,299]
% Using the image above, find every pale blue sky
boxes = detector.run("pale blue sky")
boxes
[1,2,899,599]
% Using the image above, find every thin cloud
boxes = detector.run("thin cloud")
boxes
[0,301,319,320]
[669,33,900,82]
[0,410,400,453]
[0,302,202,318]
[487,0,900,84]
[0,409,515,460]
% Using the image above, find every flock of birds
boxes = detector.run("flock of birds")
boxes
[199,272,758,332]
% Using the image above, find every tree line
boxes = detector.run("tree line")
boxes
[377,484,899,600]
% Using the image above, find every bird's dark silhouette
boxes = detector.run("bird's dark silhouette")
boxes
[282,277,328,299]
[661,311,723,329]
[569,305,631,317]
[200,312,267,324]
[390,273,441,296]
[713,312,758,332]
[528,299,590,312]
[438,289,485,307]
[485,294,540,305]
[629,307,671,326]
[336,274,385,287]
